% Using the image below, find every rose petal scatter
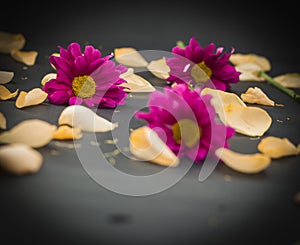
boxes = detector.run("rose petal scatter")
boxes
[135,83,235,162]
[166,37,241,91]
[42,42,128,108]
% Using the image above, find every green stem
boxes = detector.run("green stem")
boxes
[176,40,186,48]
[258,71,300,103]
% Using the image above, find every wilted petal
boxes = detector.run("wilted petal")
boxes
[130,126,179,167]
[52,125,82,140]
[0,71,14,84]
[58,105,117,132]
[241,87,275,106]
[15,88,48,108]
[273,73,300,89]
[0,31,25,54]
[0,119,56,148]
[216,147,271,174]
[0,143,43,175]
[147,58,170,79]
[41,73,57,86]
[0,85,18,100]
[0,112,6,129]
[10,49,38,66]
[258,136,300,159]
[230,53,271,71]
[114,47,148,67]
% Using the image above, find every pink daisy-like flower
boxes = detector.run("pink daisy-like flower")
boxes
[166,37,241,91]
[135,83,235,162]
[43,42,128,108]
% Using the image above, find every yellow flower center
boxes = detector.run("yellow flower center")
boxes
[72,75,96,99]
[171,119,202,148]
[190,61,212,83]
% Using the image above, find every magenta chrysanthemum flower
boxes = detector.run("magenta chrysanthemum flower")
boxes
[166,37,241,91]
[43,42,128,108]
[135,84,235,162]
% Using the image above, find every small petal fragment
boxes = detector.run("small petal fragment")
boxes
[216,147,271,174]
[273,73,300,89]
[0,112,6,129]
[257,136,300,159]
[41,73,57,86]
[58,105,117,132]
[130,126,179,167]
[230,53,271,71]
[221,103,272,137]
[119,68,155,92]
[0,119,56,148]
[0,143,43,175]
[147,58,170,79]
[52,125,82,140]
[0,85,18,100]
[15,88,48,108]
[10,49,38,66]
[0,31,26,54]
[114,47,148,67]
[0,71,14,84]
[241,87,275,106]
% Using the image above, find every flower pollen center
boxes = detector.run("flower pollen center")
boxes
[171,119,202,148]
[191,61,212,83]
[72,75,96,99]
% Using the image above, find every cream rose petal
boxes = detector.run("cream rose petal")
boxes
[0,71,14,84]
[0,31,26,54]
[0,85,19,100]
[257,136,300,159]
[221,103,272,137]
[114,47,148,67]
[147,58,170,79]
[52,125,83,140]
[0,143,43,175]
[235,63,265,81]
[58,105,117,132]
[241,87,275,106]
[10,49,38,66]
[273,73,300,89]
[129,126,179,167]
[230,53,271,71]
[200,88,246,123]
[0,112,6,129]
[119,68,155,92]
[41,73,57,86]
[15,88,48,108]
[216,147,271,174]
[0,119,56,148]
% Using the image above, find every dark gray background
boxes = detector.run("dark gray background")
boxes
[1,1,300,244]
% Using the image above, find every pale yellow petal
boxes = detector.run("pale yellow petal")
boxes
[15,88,48,108]
[0,112,6,129]
[147,58,170,79]
[130,126,179,167]
[235,63,265,81]
[216,147,271,174]
[0,143,43,175]
[52,125,82,140]
[10,49,38,66]
[200,88,246,123]
[41,73,57,86]
[0,71,14,84]
[273,73,300,89]
[257,136,300,159]
[0,31,26,54]
[0,85,19,100]
[58,105,117,132]
[49,53,60,70]
[221,103,272,137]
[241,87,275,106]
[114,47,148,67]
[0,119,56,148]
[119,68,155,92]
[230,53,271,71]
